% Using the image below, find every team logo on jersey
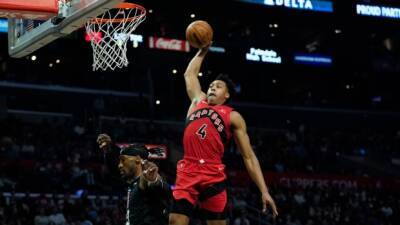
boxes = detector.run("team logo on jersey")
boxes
[186,108,228,144]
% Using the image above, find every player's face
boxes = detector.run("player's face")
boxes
[118,155,141,179]
[207,80,230,105]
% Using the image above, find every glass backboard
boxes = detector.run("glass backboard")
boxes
[5,0,124,58]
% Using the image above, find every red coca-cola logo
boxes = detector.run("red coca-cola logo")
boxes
[156,38,183,50]
[149,37,190,52]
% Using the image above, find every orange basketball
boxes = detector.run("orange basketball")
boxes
[186,20,213,49]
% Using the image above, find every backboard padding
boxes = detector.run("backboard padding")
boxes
[8,0,125,58]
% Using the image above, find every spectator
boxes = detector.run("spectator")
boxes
[233,209,250,225]
[48,207,66,225]
[34,208,50,225]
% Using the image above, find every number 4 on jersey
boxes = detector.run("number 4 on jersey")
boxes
[196,124,207,139]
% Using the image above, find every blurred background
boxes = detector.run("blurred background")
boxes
[0,0,399,225]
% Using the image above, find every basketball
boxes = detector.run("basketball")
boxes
[185,20,213,49]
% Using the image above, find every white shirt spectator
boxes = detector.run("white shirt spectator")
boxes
[80,219,93,225]
[294,192,306,205]
[274,162,285,172]
[233,217,250,225]
[286,131,297,143]
[49,213,66,225]
[233,198,247,208]
[381,206,393,217]
[0,176,16,189]
[73,125,85,136]
[34,214,49,225]
[21,144,35,153]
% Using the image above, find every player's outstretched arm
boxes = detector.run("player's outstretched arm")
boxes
[96,133,120,180]
[184,47,208,102]
[231,111,278,218]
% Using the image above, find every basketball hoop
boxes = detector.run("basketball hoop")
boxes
[85,3,146,71]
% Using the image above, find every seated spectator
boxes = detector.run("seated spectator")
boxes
[48,206,66,225]
[233,209,250,225]
[34,208,49,225]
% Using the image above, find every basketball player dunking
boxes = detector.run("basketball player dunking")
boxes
[169,46,278,225]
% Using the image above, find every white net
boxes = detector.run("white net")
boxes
[85,4,146,71]
[58,0,72,17]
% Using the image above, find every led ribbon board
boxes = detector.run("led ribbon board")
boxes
[294,54,332,66]
[0,19,7,33]
[356,3,400,19]
[246,47,282,64]
[237,0,333,13]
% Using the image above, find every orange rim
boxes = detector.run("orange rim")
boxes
[90,3,146,24]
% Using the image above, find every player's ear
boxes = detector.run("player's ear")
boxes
[225,92,230,99]
[135,157,141,164]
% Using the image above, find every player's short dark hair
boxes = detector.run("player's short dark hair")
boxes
[120,144,149,159]
[215,74,236,97]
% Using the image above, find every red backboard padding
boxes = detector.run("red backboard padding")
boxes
[0,0,58,20]
[0,0,58,13]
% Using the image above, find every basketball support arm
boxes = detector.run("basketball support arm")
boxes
[8,0,123,58]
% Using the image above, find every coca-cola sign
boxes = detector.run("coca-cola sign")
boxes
[148,36,190,52]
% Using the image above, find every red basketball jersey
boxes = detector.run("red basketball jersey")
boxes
[183,100,233,162]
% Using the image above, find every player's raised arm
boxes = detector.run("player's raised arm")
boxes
[96,134,120,180]
[231,111,279,218]
[184,47,208,102]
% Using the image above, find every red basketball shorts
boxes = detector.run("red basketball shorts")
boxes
[172,158,227,213]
